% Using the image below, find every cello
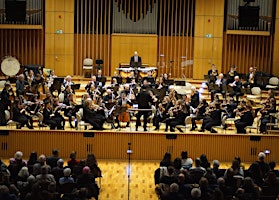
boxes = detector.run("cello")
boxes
[117,93,132,127]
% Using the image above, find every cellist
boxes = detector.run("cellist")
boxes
[115,93,133,129]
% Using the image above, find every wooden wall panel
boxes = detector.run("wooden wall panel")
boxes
[223,34,273,74]
[2,130,279,163]
[0,29,44,69]
[272,0,279,76]
[193,0,224,79]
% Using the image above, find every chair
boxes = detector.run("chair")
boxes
[5,110,20,128]
[266,113,279,131]
[245,117,260,134]
[246,87,261,101]
[0,80,6,89]
[175,116,192,132]
[83,58,93,78]
[266,77,279,89]
[76,109,91,130]
[211,115,227,133]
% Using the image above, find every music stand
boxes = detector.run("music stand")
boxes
[175,80,186,86]
[71,84,81,91]
[164,79,174,86]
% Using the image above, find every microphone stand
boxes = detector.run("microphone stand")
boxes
[127,142,132,200]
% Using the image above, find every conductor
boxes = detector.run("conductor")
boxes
[130,51,142,68]
[136,86,152,131]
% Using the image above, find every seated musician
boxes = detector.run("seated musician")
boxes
[63,93,77,129]
[83,98,105,130]
[153,96,173,131]
[155,77,165,90]
[191,99,208,131]
[207,64,218,84]
[229,76,244,103]
[120,84,131,97]
[210,73,227,102]
[26,69,34,86]
[12,99,33,129]
[199,102,222,133]
[102,89,115,103]
[227,65,238,84]
[88,84,101,100]
[16,74,28,97]
[63,75,75,91]
[165,100,189,132]
[42,100,64,130]
[259,98,277,134]
[47,70,57,85]
[85,75,99,92]
[243,67,256,88]
[234,105,254,134]
[130,51,142,68]
[141,71,155,85]
[115,93,133,128]
[149,90,159,106]
[96,69,106,87]
[223,97,238,119]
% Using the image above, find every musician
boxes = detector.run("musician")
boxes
[12,100,33,129]
[135,86,152,131]
[63,75,75,91]
[47,69,57,86]
[130,51,142,68]
[102,89,115,103]
[42,100,64,130]
[153,96,173,131]
[115,92,133,128]
[155,77,165,90]
[63,93,77,129]
[85,75,99,92]
[26,69,34,86]
[16,74,28,97]
[227,65,238,84]
[191,99,208,131]
[229,76,244,103]
[207,64,218,83]
[190,86,200,109]
[52,98,66,128]
[223,97,238,119]
[259,98,276,134]
[0,82,12,125]
[234,105,254,134]
[199,102,222,133]
[141,71,155,85]
[165,100,188,132]
[88,84,101,101]
[210,73,226,102]
[244,67,256,88]
[83,98,105,130]
[120,84,131,97]
[96,69,106,87]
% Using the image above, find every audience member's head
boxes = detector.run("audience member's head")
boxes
[63,168,71,177]
[269,161,276,170]
[213,160,220,169]
[181,151,188,159]
[191,187,201,199]
[258,152,266,162]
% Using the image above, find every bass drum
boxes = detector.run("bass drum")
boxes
[1,56,21,76]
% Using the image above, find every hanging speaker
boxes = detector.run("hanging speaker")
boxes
[238,6,260,27]
[5,0,26,22]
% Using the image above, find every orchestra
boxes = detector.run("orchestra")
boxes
[0,63,277,134]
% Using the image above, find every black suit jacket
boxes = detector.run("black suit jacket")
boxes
[136,90,152,109]
[130,56,142,67]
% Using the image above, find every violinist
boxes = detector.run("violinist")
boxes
[0,82,12,126]
[12,99,33,129]
[85,75,98,92]
[234,105,254,134]
[47,69,57,86]
[199,102,222,133]
[26,70,34,86]
[102,89,115,103]
[63,93,77,128]
[153,96,173,131]
[223,97,238,119]
[191,99,208,131]
[165,100,188,132]
[16,74,28,97]
[42,100,64,130]
[155,76,165,90]
[207,64,218,83]
[115,92,133,128]
[259,98,276,134]
[64,85,73,98]
[244,67,256,88]
[52,98,66,128]
[63,75,75,88]
[83,98,105,130]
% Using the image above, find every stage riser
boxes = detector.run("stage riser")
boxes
[0,130,277,163]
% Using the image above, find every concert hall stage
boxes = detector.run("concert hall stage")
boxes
[1,128,279,163]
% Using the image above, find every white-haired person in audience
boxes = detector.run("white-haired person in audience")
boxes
[17,166,29,182]
[59,168,74,185]
[8,151,27,182]
[191,187,202,200]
